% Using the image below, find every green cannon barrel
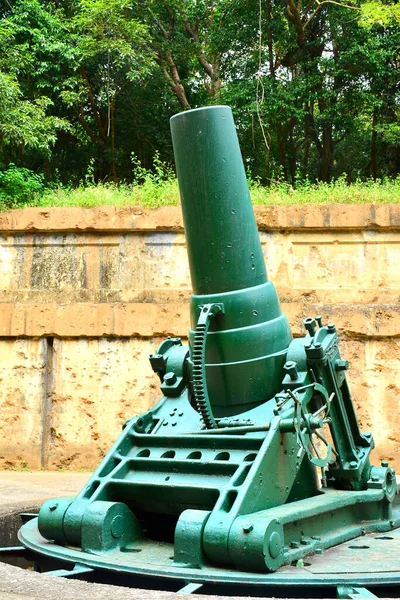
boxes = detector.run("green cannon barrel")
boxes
[170,106,292,416]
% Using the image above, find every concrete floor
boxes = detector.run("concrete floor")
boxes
[0,471,88,510]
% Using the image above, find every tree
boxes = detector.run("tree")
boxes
[1,0,153,180]
[141,0,259,109]
[0,71,67,167]
[0,0,399,186]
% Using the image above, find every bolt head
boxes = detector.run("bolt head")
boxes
[111,515,124,538]
[268,531,282,559]
[284,360,298,381]
[163,371,177,385]
[381,460,389,468]
[242,521,253,534]
[335,359,349,371]
[300,536,309,546]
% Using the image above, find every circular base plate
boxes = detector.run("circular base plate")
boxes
[19,517,400,596]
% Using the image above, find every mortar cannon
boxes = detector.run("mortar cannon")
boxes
[19,106,399,593]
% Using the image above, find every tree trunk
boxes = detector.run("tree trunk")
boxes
[156,53,191,110]
[110,99,117,182]
[318,123,333,182]
[370,109,377,180]
[287,118,297,184]
[276,122,288,181]
[302,134,310,180]
[0,134,10,167]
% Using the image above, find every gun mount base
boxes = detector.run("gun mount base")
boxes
[17,494,400,598]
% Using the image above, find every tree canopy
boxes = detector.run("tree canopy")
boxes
[0,0,399,186]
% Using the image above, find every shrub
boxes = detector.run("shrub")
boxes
[0,166,45,208]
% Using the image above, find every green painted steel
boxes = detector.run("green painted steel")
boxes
[170,105,266,295]
[171,106,292,414]
[19,105,399,589]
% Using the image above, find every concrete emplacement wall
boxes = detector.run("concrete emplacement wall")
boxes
[0,205,399,471]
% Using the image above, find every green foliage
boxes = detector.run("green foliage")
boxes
[0,71,68,160]
[0,166,44,209]
[28,177,400,211]
[130,151,178,206]
[132,150,174,184]
[360,0,400,26]
[37,152,179,208]
[0,0,399,190]
[75,0,151,69]
[249,176,400,205]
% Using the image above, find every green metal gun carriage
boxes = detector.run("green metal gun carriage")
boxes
[18,106,399,598]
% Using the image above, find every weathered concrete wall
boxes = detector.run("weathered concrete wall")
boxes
[0,205,399,470]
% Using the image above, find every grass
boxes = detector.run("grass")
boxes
[34,179,180,209]
[24,176,400,211]
[2,153,400,210]
[249,177,400,205]
[2,156,400,212]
